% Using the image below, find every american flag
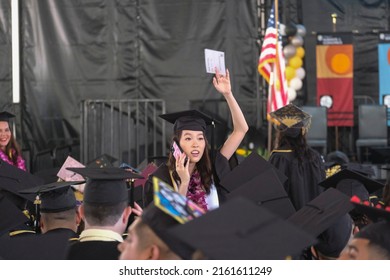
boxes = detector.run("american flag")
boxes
[258,5,288,114]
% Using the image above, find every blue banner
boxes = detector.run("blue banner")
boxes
[378,33,390,126]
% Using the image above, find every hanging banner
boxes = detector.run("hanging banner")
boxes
[316,33,354,127]
[378,33,390,126]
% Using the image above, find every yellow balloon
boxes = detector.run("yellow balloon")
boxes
[296,47,305,58]
[289,56,303,69]
[285,66,296,81]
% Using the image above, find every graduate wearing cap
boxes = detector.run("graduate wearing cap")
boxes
[118,205,182,260]
[311,214,354,260]
[319,168,384,230]
[20,181,84,238]
[0,193,31,238]
[144,69,248,211]
[338,200,390,260]
[0,162,46,237]
[287,188,354,259]
[119,177,204,260]
[268,104,325,210]
[0,111,26,171]
[66,168,140,260]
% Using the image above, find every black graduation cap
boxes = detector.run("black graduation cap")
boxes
[159,110,216,133]
[20,181,84,213]
[350,196,390,223]
[67,167,143,205]
[87,154,118,168]
[33,167,61,184]
[168,197,316,260]
[343,162,375,177]
[288,188,354,237]
[219,151,287,191]
[0,231,72,260]
[318,168,384,200]
[0,160,44,207]
[141,204,195,259]
[0,111,15,122]
[0,193,29,236]
[139,177,206,259]
[269,104,311,137]
[354,220,390,255]
[313,213,353,259]
[159,110,220,160]
[0,160,44,194]
[226,168,295,219]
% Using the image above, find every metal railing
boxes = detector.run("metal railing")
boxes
[81,99,166,167]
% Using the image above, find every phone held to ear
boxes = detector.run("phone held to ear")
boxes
[172,141,188,166]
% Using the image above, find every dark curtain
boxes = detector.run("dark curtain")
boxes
[0,0,12,108]
[20,0,259,162]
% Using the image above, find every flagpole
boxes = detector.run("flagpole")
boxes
[267,0,279,155]
[332,13,339,151]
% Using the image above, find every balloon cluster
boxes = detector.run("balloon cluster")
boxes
[281,24,307,102]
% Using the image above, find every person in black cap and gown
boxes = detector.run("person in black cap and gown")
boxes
[66,168,137,260]
[0,111,26,171]
[35,182,82,239]
[145,69,248,210]
[338,200,390,260]
[119,204,187,260]
[268,104,325,210]
[119,177,201,260]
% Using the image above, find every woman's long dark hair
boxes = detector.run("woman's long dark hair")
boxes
[274,130,316,162]
[3,123,22,165]
[166,130,213,194]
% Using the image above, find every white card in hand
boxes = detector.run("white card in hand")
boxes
[204,49,226,75]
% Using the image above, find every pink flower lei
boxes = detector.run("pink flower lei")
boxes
[0,149,26,171]
[186,171,208,211]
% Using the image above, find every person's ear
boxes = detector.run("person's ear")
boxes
[122,206,132,224]
[75,207,82,225]
[353,225,360,235]
[40,219,45,233]
[149,244,161,260]
[310,246,319,260]
[79,204,85,220]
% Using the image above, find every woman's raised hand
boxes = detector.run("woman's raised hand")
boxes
[213,68,232,97]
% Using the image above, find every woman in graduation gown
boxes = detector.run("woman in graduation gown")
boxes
[268,104,325,211]
[144,69,248,211]
[0,111,26,171]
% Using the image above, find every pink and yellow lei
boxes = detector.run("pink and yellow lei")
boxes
[0,149,26,171]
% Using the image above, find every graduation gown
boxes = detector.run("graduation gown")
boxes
[269,147,325,211]
[66,241,120,260]
[66,229,122,260]
[45,228,79,242]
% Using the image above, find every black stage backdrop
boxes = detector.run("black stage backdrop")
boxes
[4,0,259,162]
